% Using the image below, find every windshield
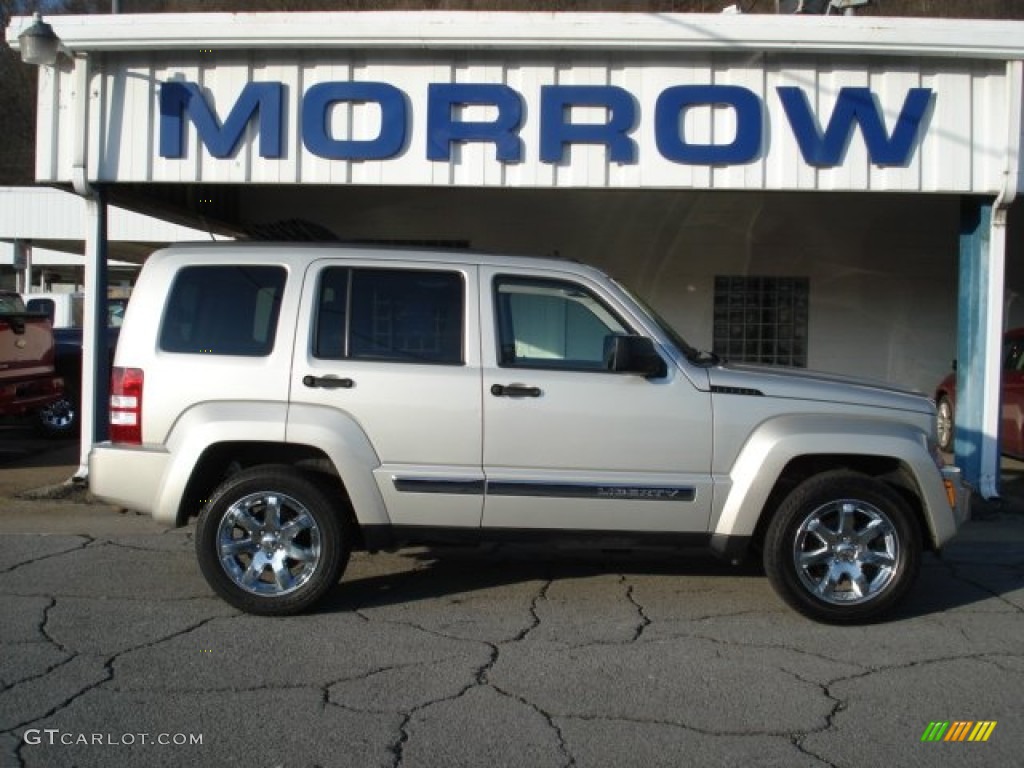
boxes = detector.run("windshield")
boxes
[612,279,720,367]
[0,293,26,314]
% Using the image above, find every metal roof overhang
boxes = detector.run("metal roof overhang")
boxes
[7,11,1024,60]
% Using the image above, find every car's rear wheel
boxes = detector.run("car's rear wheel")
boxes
[764,471,921,624]
[34,391,79,438]
[936,396,954,453]
[196,465,350,615]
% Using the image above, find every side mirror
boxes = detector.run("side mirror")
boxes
[604,335,667,378]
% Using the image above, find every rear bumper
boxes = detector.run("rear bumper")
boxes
[0,376,63,416]
[89,442,172,521]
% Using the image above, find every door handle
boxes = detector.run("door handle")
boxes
[303,375,354,390]
[491,383,542,398]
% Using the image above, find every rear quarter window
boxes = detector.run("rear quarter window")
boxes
[159,265,286,356]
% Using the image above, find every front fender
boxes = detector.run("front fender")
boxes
[710,414,957,550]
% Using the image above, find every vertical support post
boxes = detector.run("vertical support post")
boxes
[24,242,32,293]
[956,197,1005,498]
[76,189,110,480]
[13,239,32,293]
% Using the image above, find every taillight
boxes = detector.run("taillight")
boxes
[110,367,144,444]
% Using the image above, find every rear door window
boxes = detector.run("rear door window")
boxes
[314,268,464,365]
[25,298,52,320]
[160,265,286,356]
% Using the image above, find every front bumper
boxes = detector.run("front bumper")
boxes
[941,465,971,528]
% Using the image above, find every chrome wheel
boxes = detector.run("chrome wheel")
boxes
[34,395,78,437]
[764,471,920,624]
[792,499,899,606]
[217,491,322,596]
[196,465,350,615]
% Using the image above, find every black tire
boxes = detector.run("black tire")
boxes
[763,471,921,624]
[34,391,79,438]
[195,465,350,615]
[936,396,954,453]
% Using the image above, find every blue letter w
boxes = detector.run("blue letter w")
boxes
[778,86,932,167]
[160,81,283,159]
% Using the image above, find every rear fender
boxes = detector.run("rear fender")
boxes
[284,403,389,528]
[158,402,389,529]
[156,401,289,525]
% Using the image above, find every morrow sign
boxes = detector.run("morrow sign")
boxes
[159,81,933,168]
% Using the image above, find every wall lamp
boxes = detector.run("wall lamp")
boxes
[17,12,64,66]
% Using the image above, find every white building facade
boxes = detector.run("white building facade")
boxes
[6,11,1024,492]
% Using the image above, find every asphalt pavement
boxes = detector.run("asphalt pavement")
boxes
[0,426,1022,768]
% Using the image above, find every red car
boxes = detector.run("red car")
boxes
[934,327,1024,458]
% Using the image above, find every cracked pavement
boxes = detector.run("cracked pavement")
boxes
[1,442,1022,767]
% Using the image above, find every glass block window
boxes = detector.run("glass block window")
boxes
[713,276,809,367]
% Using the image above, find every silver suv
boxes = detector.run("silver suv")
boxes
[89,243,968,623]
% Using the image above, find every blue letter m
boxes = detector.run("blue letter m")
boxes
[160,81,283,159]
[778,86,932,167]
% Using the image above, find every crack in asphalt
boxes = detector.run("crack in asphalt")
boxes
[0,612,231,737]
[332,574,859,760]
[943,560,1024,614]
[790,735,843,768]
[552,709,841,743]
[552,710,842,767]
[0,652,77,699]
[336,578,576,768]
[976,654,1024,675]
[2,525,1022,766]
[665,629,875,675]
[379,641,500,768]
[102,540,192,554]
[0,536,93,575]
[40,597,72,656]
[489,684,576,768]
[622,576,652,642]
[0,592,227,603]
[387,711,413,768]
[515,577,551,644]
[774,665,849,765]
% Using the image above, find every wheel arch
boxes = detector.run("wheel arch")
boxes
[711,415,951,559]
[176,438,388,549]
[746,454,931,557]
[178,440,342,520]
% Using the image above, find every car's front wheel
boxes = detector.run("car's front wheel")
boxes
[763,471,921,624]
[196,465,350,615]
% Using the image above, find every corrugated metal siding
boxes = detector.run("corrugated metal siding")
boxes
[37,50,1011,193]
[0,187,221,241]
